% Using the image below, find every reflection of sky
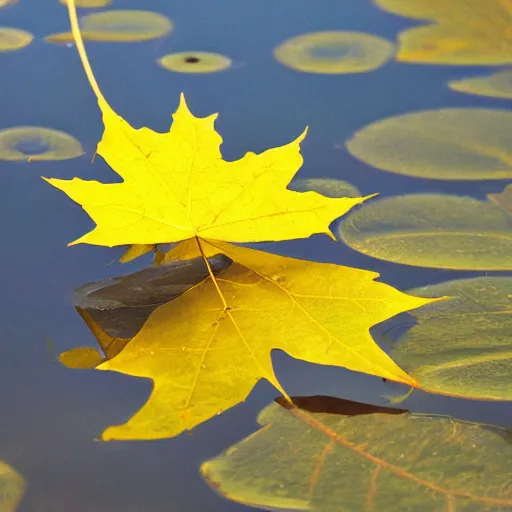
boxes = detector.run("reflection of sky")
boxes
[1,0,511,509]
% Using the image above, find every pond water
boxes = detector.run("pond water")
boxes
[1,0,511,510]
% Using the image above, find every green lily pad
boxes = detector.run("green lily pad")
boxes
[158,52,232,73]
[46,10,172,43]
[0,28,33,52]
[274,31,395,74]
[449,70,512,99]
[0,126,83,161]
[202,396,512,511]
[338,194,512,270]
[392,276,512,400]
[374,0,512,65]
[346,108,512,180]
[289,178,361,198]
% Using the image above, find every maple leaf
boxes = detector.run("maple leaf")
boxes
[50,0,434,442]
[64,240,431,441]
[43,4,366,248]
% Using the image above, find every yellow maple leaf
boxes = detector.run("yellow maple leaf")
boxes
[62,240,429,441]
[43,2,366,248]
[50,0,435,442]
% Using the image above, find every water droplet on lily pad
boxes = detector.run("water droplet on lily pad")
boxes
[289,178,361,198]
[449,70,512,99]
[158,51,232,73]
[393,276,512,400]
[0,126,84,161]
[0,27,33,51]
[339,194,512,270]
[47,10,172,43]
[346,108,512,180]
[374,0,512,65]
[273,31,395,74]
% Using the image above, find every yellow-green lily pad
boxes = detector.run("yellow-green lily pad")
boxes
[374,0,512,65]
[0,126,84,161]
[158,51,232,73]
[0,27,33,51]
[274,31,395,74]
[202,396,512,511]
[393,276,512,400]
[346,108,512,180]
[338,194,512,270]
[289,178,361,198]
[47,10,172,43]
[449,70,512,99]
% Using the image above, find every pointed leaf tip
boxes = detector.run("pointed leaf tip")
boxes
[296,126,308,144]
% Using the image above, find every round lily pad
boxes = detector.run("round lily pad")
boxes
[81,10,172,41]
[338,194,512,270]
[0,27,33,51]
[158,51,232,73]
[273,31,395,74]
[0,126,84,161]
[47,10,173,43]
[289,178,361,198]
[449,70,512,99]
[346,108,512,180]
[393,276,512,400]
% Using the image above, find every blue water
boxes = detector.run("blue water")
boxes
[1,0,511,510]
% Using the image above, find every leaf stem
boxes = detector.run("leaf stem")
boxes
[65,0,107,105]
[195,236,228,310]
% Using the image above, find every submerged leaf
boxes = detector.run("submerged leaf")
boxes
[346,108,512,180]
[274,31,395,74]
[392,277,512,400]
[449,70,512,99]
[202,396,512,511]
[339,194,512,270]
[374,0,512,65]
[73,254,231,338]
[90,241,430,440]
